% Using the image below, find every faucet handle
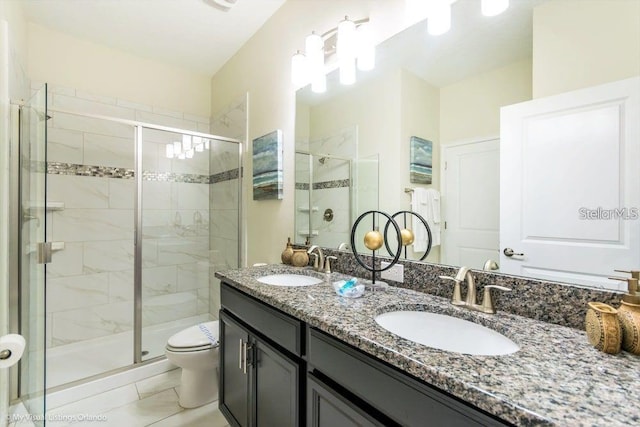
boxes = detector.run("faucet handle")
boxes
[309,253,319,270]
[481,285,511,314]
[324,256,337,274]
[439,276,464,305]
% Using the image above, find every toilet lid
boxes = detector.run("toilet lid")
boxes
[167,321,219,350]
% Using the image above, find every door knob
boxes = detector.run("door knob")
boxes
[503,248,524,257]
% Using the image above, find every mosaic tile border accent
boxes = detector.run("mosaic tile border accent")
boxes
[313,179,350,190]
[295,179,350,191]
[294,246,624,330]
[143,170,210,184]
[48,162,135,179]
[47,162,241,184]
[210,168,240,184]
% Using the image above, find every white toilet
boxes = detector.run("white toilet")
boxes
[165,321,220,408]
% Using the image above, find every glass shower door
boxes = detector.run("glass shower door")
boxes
[19,84,47,424]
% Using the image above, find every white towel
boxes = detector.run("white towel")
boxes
[411,188,441,251]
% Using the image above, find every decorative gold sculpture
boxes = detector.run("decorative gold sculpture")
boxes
[585,302,622,354]
[350,210,403,285]
[400,228,415,246]
[281,237,294,265]
[363,230,384,251]
[618,301,640,355]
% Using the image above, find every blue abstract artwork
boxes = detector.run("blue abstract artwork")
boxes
[410,136,432,184]
[253,130,283,200]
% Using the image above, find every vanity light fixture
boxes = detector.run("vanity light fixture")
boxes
[481,0,509,17]
[166,136,210,160]
[194,136,204,152]
[409,0,509,37]
[165,143,175,159]
[427,0,454,36]
[182,134,193,152]
[291,16,375,92]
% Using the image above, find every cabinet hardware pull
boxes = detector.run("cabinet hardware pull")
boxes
[242,342,249,374]
[238,339,243,371]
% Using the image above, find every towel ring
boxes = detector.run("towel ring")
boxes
[383,210,432,261]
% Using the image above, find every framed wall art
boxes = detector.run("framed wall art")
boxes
[252,130,283,200]
[410,136,433,184]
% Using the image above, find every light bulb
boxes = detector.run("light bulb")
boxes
[337,16,357,60]
[340,58,356,85]
[481,0,509,17]
[311,73,326,93]
[305,32,323,54]
[182,134,192,151]
[193,136,203,152]
[356,22,375,71]
[427,2,451,36]
[291,50,308,87]
[165,143,175,159]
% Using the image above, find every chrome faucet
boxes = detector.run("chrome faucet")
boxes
[439,266,511,314]
[307,245,325,272]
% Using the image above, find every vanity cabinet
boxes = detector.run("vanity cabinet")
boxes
[307,328,511,427]
[219,281,511,427]
[219,283,303,427]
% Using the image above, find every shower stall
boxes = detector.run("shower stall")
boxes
[6,83,243,422]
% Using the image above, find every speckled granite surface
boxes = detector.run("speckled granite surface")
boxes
[310,248,625,330]
[216,265,640,427]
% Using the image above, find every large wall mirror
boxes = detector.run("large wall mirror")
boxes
[294,0,640,291]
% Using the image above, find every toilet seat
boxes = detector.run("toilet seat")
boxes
[166,321,219,353]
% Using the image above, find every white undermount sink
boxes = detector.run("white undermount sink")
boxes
[256,274,323,287]
[374,311,519,356]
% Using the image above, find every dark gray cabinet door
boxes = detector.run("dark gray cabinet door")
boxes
[220,311,251,427]
[307,374,385,427]
[254,338,300,427]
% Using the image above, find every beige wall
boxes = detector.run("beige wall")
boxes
[440,58,532,144]
[28,23,211,117]
[400,69,440,262]
[533,0,640,98]
[211,0,407,265]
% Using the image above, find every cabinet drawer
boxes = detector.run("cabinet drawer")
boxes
[307,373,387,427]
[307,328,510,427]
[221,282,303,356]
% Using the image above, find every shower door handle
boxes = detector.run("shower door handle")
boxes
[37,242,52,264]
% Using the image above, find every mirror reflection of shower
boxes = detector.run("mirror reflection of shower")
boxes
[295,151,353,248]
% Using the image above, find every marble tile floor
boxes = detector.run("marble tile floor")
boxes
[9,369,229,427]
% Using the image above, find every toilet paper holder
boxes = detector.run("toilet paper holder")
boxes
[0,334,26,369]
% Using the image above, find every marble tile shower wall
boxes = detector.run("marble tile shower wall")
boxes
[43,83,212,348]
[208,97,245,318]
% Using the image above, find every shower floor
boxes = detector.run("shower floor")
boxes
[46,314,210,389]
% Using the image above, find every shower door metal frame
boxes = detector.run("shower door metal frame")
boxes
[35,107,244,367]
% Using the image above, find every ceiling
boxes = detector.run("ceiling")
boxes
[21,0,286,76]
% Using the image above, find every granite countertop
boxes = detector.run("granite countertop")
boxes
[215,265,640,427]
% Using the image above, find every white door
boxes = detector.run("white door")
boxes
[500,77,640,290]
[441,138,500,269]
